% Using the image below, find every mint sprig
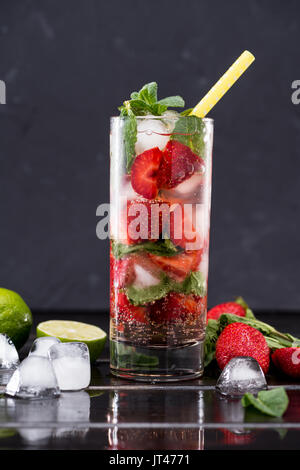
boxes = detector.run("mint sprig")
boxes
[242,388,289,417]
[119,82,185,172]
[119,82,185,117]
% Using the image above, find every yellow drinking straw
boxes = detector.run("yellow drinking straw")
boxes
[190,50,255,118]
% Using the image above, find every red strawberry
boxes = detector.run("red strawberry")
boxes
[149,292,205,324]
[115,290,148,324]
[207,302,246,322]
[272,348,300,379]
[126,198,168,244]
[131,147,163,199]
[167,202,201,250]
[215,322,270,374]
[149,250,202,281]
[159,141,204,189]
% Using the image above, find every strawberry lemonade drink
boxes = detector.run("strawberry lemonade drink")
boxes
[109,82,213,381]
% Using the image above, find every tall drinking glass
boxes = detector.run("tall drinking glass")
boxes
[110,115,213,381]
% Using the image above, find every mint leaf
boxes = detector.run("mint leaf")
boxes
[174,271,206,297]
[242,388,289,417]
[125,271,207,306]
[123,114,137,172]
[138,82,158,104]
[128,99,151,116]
[157,96,185,108]
[111,239,180,259]
[126,275,171,306]
[110,341,159,368]
[171,115,205,157]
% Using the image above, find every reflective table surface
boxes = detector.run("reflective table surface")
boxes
[0,311,299,450]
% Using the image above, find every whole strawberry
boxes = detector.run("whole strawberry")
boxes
[272,348,300,379]
[216,322,270,374]
[207,302,246,322]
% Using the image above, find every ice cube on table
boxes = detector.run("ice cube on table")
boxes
[29,336,61,358]
[49,342,91,391]
[135,117,170,155]
[0,334,19,369]
[216,357,267,397]
[0,334,19,385]
[5,356,60,399]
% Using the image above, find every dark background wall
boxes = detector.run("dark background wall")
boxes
[0,0,299,311]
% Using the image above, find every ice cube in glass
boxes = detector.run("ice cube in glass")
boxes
[5,356,60,399]
[216,356,267,397]
[49,342,90,391]
[29,336,61,358]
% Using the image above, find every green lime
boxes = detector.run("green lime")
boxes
[36,320,107,363]
[0,288,32,349]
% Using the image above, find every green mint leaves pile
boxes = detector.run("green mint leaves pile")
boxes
[118,81,204,172]
[204,297,300,367]
[118,82,185,117]
[242,387,289,417]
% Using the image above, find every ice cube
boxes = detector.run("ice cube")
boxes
[0,334,19,369]
[29,336,61,358]
[49,342,91,391]
[161,173,205,203]
[133,264,161,288]
[216,357,267,397]
[0,334,19,385]
[135,117,170,155]
[5,356,60,399]
[161,110,180,133]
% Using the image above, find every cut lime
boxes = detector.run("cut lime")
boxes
[36,320,107,363]
[0,288,32,349]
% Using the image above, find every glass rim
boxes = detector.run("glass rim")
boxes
[110,115,214,123]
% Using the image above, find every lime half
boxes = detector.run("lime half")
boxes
[0,288,32,349]
[36,320,107,363]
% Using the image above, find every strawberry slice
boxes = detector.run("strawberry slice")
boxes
[149,250,202,281]
[126,198,169,244]
[115,290,148,324]
[166,202,202,250]
[149,292,205,324]
[159,141,204,189]
[131,147,163,199]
